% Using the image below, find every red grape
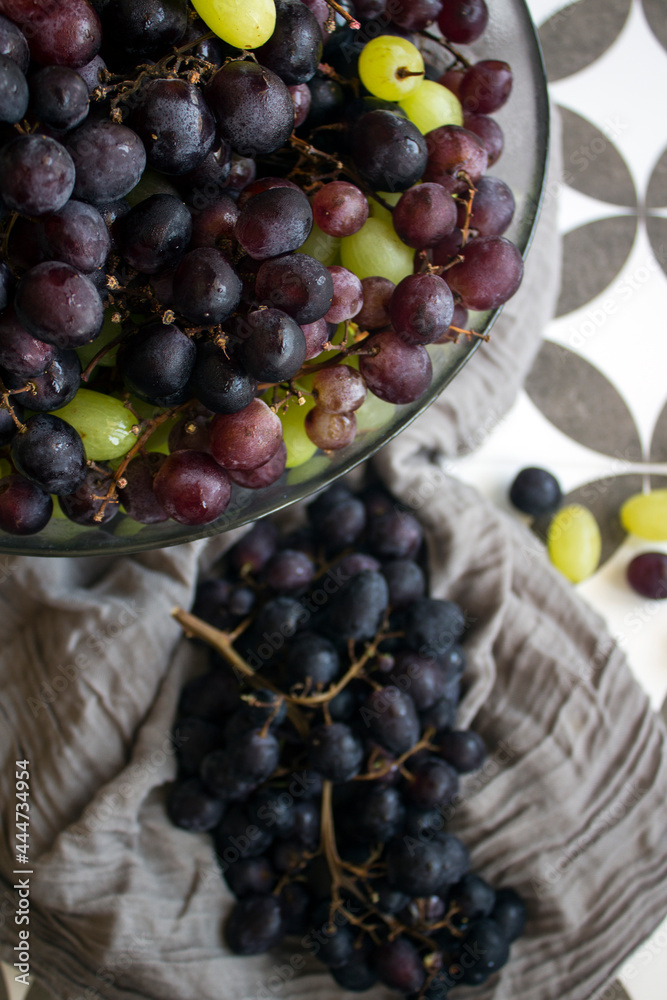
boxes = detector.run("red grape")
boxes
[153,450,232,525]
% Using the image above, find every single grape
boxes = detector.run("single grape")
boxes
[406,756,459,808]
[491,888,527,942]
[192,0,276,48]
[255,254,334,325]
[30,65,89,131]
[0,474,53,535]
[0,13,29,72]
[438,0,488,42]
[312,182,369,238]
[189,195,239,250]
[5,349,81,412]
[305,408,357,451]
[286,630,340,687]
[209,399,283,471]
[358,36,425,102]
[305,75,344,127]
[548,504,601,583]
[0,135,75,216]
[363,686,420,754]
[256,0,322,84]
[312,365,367,414]
[172,248,242,325]
[325,266,364,323]
[390,273,455,345]
[289,82,311,126]
[0,404,22,448]
[181,143,233,211]
[386,835,464,895]
[229,520,279,573]
[393,183,457,249]
[620,490,667,541]
[356,277,394,330]
[236,308,307,383]
[118,322,195,407]
[50,388,137,460]
[390,651,449,710]
[15,262,103,349]
[2,0,102,68]
[405,598,465,657]
[509,466,562,516]
[445,234,524,311]
[206,60,294,157]
[229,441,287,489]
[459,918,509,982]
[368,508,422,558]
[166,777,224,833]
[382,560,425,610]
[375,938,425,994]
[350,110,428,192]
[399,78,463,135]
[235,187,313,260]
[626,553,667,599]
[224,856,276,898]
[101,0,187,58]
[341,217,415,285]
[359,330,432,405]
[463,111,504,166]
[309,903,355,968]
[189,341,257,415]
[423,124,488,193]
[307,723,364,782]
[225,895,286,955]
[460,60,513,115]
[76,53,106,93]
[153,450,232,525]
[117,194,192,275]
[421,693,458,734]
[0,51,27,123]
[60,462,119,526]
[461,175,515,237]
[118,453,167,524]
[65,120,146,203]
[11,413,87,495]
[262,548,316,593]
[0,309,56,378]
[301,318,331,360]
[130,78,216,175]
[39,200,110,274]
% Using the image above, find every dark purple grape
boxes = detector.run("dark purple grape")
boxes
[229,442,287,489]
[225,895,286,955]
[179,668,241,722]
[362,686,420,755]
[118,322,195,406]
[423,125,488,193]
[386,834,469,895]
[224,856,277,898]
[117,194,192,275]
[390,273,454,346]
[130,78,215,175]
[246,787,296,836]
[391,650,449,710]
[3,0,102,69]
[168,414,210,455]
[189,341,257,416]
[0,135,75,216]
[491,887,527,942]
[0,51,27,123]
[368,509,422,558]
[172,716,225,776]
[460,60,513,114]
[5,349,81,411]
[461,174,515,237]
[235,308,307,383]
[332,952,378,992]
[30,65,89,131]
[65,120,146,203]
[206,60,295,157]
[392,182,457,249]
[0,260,12,313]
[421,692,458,734]
[627,553,667,600]
[450,874,496,921]
[0,308,56,378]
[39,199,110,273]
[117,452,167,524]
[76,52,106,93]
[309,493,366,552]
[11,412,86,495]
[309,903,356,968]
[0,13,29,72]
[356,276,394,331]
[374,937,425,993]
[102,0,187,58]
[438,0,488,42]
[305,75,344,127]
[229,728,280,784]
[181,143,233,210]
[351,110,428,192]
[406,756,459,808]
[189,195,239,250]
[263,549,316,593]
[302,318,330,360]
[305,407,356,451]
[360,330,432,405]
[209,398,283,472]
[404,804,445,840]
[59,462,119,525]
[382,559,425,610]
[200,750,256,802]
[290,799,320,847]
[438,730,486,772]
[0,404,21,447]
[312,181,369,238]
[237,175,301,209]
[286,631,340,687]
[215,804,274,862]
[307,723,363,782]
[180,16,227,66]
[256,0,323,84]
[509,466,562,516]
[355,784,405,842]
[224,154,256,192]
[405,598,465,657]
[325,265,364,323]
[459,918,509,983]
[172,248,242,325]
[15,262,103,349]
[229,521,279,574]
[326,570,389,643]
[166,777,224,832]
[235,187,313,261]
[153,450,232,525]
[255,254,334,325]
[463,111,504,166]
[446,234,524,310]
[0,474,52,535]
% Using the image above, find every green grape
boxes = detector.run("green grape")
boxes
[341,217,415,285]
[356,391,395,432]
[547,504,601,583]
[279,394,317,468]
[286,453,330,485]
[358,36,425,101]
[53,389,138,461]
[125,169,179,207]
[192,0,276,49]
[76,311,123,371]
[621,490,667,541]
[399,80,463,134]
[0,458,12,479]
[368,191,402,226]
[299,224,341,266]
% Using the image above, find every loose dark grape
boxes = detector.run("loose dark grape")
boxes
[368,509,423,559]
[312,181,369,238]
[362,686,420,755]
[189,194,238,249]
[462,174,515,237]
[307,723,364,782]
[421,693,459,734]
[256,0,323,84]
[39,200,110,274]
[355,784,406,842]
[374,937,425,994]
[387,834,469,895]
[350,110,428,192]
[130,78,216,175]
[305,75,344,127]
[0,135,75,216]
[326,570,389,643]
[404,598,465,657]
[262,549,315,593]
[406,756,459,808]
[463,111,504,166]
[225,895,286,955]
[229,728,280,784]
[11,413,87,495]
[627,553,667,600]
[509,466,562,516]
[224,856,277,898]
[450,874,496,921]
[235,187,313,260]
[65,120,146,203]
[0,52,28,124]
[237,175,301,209]
[30,65,89,131]
[458,918,509,982]
[215,804,274,861]
[168,414,210,455]
[118,322,195,407]
[309,493,366,553]
[117,453,167,525]
[391,651,449,710]
[0,474,53,535]
[438,730,486,772]
[206,61,295,157]
[117,194,192,275]
[188,341,257,416]
[102,0,187,58]
[491,887,527,942]
[0,13,29,73]
[166,777,225,832]
[153,451,232,525]
[255,254,334,325]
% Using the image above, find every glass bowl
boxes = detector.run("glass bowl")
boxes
[0,0,549,556]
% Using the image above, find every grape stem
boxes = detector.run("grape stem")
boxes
[353,728,437,781]
[0,379,30,431]
[80,332,126,383]
[458,173,477,245]
[322,0,361,29]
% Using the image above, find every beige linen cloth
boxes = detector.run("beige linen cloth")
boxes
[1,110,667,1000]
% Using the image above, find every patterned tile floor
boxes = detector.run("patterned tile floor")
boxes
[3,1,667,999]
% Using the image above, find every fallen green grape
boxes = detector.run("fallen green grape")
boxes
[547,504,601,583]
[52,389,138,461]
[620,490,667,541]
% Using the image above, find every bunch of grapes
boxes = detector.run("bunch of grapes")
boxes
[0,0,523,537]
[168,481,527,998]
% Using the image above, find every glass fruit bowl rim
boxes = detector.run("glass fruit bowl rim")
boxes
[0,0,550,557]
